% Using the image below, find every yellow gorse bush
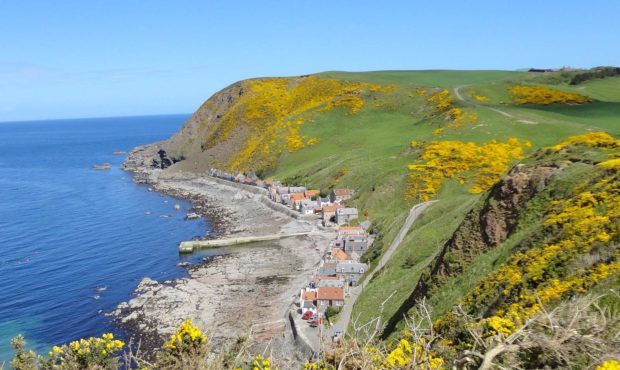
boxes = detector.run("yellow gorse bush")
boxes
[549,131,620,151]
[384,338,444,369]
[164,319,206,352]
[406,138,530,201]
[46,333,124,369]
[473,95,490,102]
[427,89,453,112]
[480,315,516,337]
[202,76,393,171]
[250,354,272,370]
[599,158,620,169]
[303,360,334,370]
[426,89,478,135]
[597,359,620,370]
[509,85,589,105]
[467,89,490,102]
[457,139,620,336]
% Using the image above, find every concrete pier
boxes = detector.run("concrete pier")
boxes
[178,231,324,253]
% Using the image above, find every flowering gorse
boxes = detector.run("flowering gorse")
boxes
[251,354,271,370]
[597,359,620,370]
[509,85,589,105]
[549,131,620,151]
[164,319,206,352]
[406,138,530,201]
[450,133,620,337]
[425,89,478,134]
[383,338,444,369]
[202,76,393,172]
[45,333,124,369]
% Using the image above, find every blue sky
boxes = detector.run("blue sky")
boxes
[1,1,618,122]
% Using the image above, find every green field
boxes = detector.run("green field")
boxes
[265,70,620,333]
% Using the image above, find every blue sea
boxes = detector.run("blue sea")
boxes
[0,115,222,361]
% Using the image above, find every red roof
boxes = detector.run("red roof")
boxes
[339,226,362,230]
[305,190,320,198]
[333,188,353,196]
[322,204,344,213]
[290,193,307,201]
[332,248,348,261]
[317,287,344,301]
[302,291,317,301]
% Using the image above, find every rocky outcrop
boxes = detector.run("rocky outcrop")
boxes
[381,162,563,338]
[433,163,562,278]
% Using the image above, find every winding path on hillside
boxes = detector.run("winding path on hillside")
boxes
[453,86,537,124]
[324,200,436,341]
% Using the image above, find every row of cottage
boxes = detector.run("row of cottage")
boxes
[298,225,371,315]
[207,168,369,316]
[209,168,359,225]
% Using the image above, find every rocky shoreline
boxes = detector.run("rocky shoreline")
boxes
[111,147,334,362]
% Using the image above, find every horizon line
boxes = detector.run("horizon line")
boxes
[0,112,192,125]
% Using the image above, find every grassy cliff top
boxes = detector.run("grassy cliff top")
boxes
[156,69,620,356]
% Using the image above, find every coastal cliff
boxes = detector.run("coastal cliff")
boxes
[123,75,395,175]
[123,80,247,174]
[118,70,619,369]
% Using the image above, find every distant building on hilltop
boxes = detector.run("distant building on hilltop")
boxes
[528,68,555,73]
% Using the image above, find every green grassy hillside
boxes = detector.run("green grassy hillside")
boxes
[259,70,620,336]
[151,68,619,367]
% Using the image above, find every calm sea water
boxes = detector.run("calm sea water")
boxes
[0,115,222,361]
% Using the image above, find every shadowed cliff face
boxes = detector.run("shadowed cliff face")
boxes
[381,161,563,338]
[434,163,562,278]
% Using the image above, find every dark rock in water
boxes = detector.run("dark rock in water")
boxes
[153,149,184,170]
[177,262,191,268]
[185,212,200,220]
[93,163,111,170]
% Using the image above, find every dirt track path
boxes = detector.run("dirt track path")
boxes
[453,86,535,122]
[325,201,436,340]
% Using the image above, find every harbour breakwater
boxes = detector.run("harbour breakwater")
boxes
[179,231,328,253]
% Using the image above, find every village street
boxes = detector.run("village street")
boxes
[324,201,436,342]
